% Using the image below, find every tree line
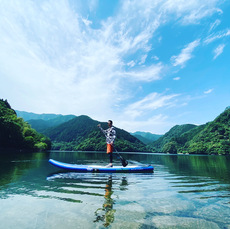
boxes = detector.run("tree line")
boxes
[0,99,51,151]
[150,107,230,155]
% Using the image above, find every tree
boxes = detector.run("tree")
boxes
[162,141,178,154]
[0,99,51,151]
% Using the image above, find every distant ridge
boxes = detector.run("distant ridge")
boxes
[131,131,162,144]
[16,110,76,121]
[16,110,76,133]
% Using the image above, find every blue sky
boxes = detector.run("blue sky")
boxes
[0,0,230,134]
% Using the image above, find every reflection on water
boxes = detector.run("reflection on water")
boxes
[93,175,128,227]
[0,150,229,228]
[94,175,116,227]
[47,172,130,227]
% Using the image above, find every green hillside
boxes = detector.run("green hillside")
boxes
[27,115,76,133]
[151,107,230,155]
[152,124,197,152]
[43,115,146,152]
[10,103,230,155]
[182,107,230,155]
[0,100,51,151]
[26,119,51,133]
[131,131,162,144]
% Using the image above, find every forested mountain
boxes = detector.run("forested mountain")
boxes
[16,110,76,132]
[131,131,162,144]
[43,115,147,152]
[0,100,51,151]
[6,101,230,154]
[182,107,230,154]
[26,115,76,133]
[152,124,197,152]
[16,110,75,121]
[16,110,147,152]
[151,107,230,155]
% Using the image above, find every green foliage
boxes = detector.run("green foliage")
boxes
[151,107,230,155]
[162,141,178,154]
[44,116,147,152]
[183,111,230,155]
[151,124,197,153]
[0,99,51,151]
[12,102,230,155]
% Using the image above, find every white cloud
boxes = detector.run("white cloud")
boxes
[209,19,221,32]
[171,39,200,68]
[204,29,230,44]
[204,89,214,94]
[117,114,172,134]
[213,44,225,59]
[181,6,222,25]
[124,92,180,119]
[122,63,164,82]
[0,0,227,133]
[88,0,99,12]
[127,60,136,67]
[162,0,222,24]
[0,0,120,117]
[82,17,92,26]
[139,54,148,65]
[173,77,181,81]
[152,55,159,61]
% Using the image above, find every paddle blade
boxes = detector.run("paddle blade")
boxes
[121,158,128,167]
[114,150,128,167]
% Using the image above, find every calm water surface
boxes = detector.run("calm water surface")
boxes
[0,151,229,229]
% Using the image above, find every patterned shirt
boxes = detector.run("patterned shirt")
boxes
[99,126,116,144]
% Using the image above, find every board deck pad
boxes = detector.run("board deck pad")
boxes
[49,159,154,173]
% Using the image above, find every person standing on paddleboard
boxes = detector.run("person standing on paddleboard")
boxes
[97,120,116,167]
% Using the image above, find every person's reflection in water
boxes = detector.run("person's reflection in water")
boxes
[94,175,116,227]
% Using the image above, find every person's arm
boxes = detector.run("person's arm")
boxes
[97,124,106,135]
[110,128,116,144]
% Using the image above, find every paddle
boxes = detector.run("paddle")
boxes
[114,148,128,167]
[98,124,128,167]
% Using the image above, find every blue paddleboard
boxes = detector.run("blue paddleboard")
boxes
[49,159,154,173]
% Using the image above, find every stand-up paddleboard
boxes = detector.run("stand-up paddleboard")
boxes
[49,159,154,173]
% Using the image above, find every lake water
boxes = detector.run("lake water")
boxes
[0,151,229,229]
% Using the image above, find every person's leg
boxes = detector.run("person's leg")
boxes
[106,144,113,167]
[108,152,113,164]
